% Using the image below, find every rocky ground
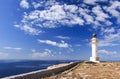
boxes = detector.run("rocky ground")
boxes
[44,62,120,79]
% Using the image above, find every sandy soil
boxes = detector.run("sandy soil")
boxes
[44,62,120,79]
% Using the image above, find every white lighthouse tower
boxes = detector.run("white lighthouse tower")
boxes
[90,33,100,62]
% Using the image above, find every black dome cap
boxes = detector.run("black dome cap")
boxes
[93,33,97,37]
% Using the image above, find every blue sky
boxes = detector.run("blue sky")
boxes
[0,0,120,60]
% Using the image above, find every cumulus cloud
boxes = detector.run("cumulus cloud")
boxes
[56,36,70,40]
[98,49,117,55]
[20,0,29,9]
[22,3,84,28]
[103,1,120,23]
[104,1,120,17]
[92,6,109,22]
[4,47,22,51]
[16,0,120,35]
[38,39,70,48]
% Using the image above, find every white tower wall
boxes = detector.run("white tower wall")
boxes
[90,34,100,62]
[92,44,97,57]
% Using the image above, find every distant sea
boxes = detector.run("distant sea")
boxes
[0,60,77,78]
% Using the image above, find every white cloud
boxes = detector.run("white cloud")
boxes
[17,0,120,35]
[83,0,108,5]
[30,49,75,60]
[17,1,86,34]
[98,49,117,55]
[56,36,70,40]
[26,4,84,27]
[83,0,97,5]
[4,47,22,51]
[103,1,120,23]
[64,4,78,13]
[99,41,119,47]
[0,52,9,59]
[100,27,115,36]
[101,27,115,34]
[31,49,36,52]
[31,49,52,58]
[44,49,52,53]
[104,1,120,17]
[14,24,42,35]
[20,0,29,9]
[104,32,120,42]
[99,29,120,47]
[32,2,42,9]
[31,52,50,58]
[38,39,70,48]
[92,6,110,22]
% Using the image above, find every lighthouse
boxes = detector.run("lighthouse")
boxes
[90,33,100,62]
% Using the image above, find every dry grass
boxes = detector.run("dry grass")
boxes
[44,62,120,79]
